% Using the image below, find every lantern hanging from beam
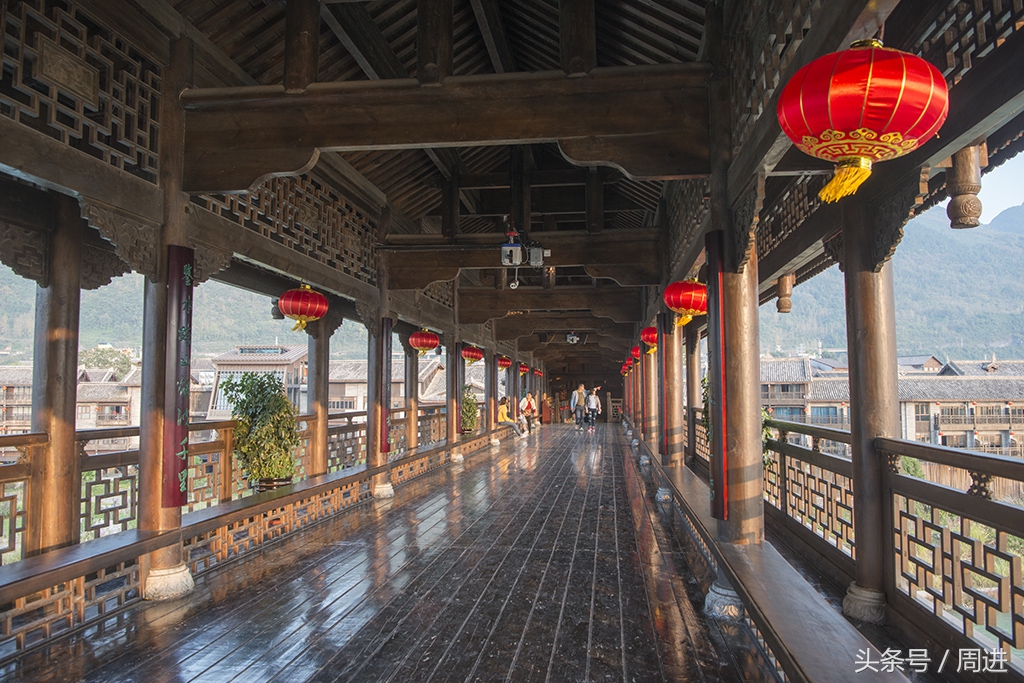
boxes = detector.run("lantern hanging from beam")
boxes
[776,39,948,203]
[497,356,512,370]
[631,345,641,361]
[620,362,630,376]
[461,345,484,365]
[641,326,658,354]
[664,279,708,327]
[409,329,440,356]
[277,284,328,331]
[519,363,530,376]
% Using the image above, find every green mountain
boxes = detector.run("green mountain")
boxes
[0,268,367,360]
[760,204,1024,358]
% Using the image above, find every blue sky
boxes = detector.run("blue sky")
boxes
[971,153,1024,221]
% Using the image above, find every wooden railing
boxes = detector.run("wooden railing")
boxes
[755,419,1024,676]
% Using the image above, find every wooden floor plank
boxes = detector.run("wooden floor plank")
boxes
[6,425,746,682]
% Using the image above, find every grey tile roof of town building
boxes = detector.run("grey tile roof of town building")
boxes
[939,359,1024,377]
[759,358,811,383]
[0,366,33,385]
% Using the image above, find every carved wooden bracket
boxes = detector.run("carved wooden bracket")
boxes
[304,303,345,339]
[81,244,131,290]
[870,168,929,272]
[79,198,159,279]
[729,173,764,273]
[355,301,382,337]
[0,220,49,287]
[822,234,845,272]
[188,239,233,284]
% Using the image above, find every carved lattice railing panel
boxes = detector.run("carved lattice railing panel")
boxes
[664,179,709,276]
[0,0,161,183]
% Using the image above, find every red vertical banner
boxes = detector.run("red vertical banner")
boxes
[162,245,194,507]
[705,231,728,520]
[380,317,392,454]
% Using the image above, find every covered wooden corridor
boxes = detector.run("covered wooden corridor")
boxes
[4,425,742,683]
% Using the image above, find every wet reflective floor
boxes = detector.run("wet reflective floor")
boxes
[11,425,743,682]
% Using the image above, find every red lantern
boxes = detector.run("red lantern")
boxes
[519,363,530,375]
[409,329,440,356]
[277,284,328,331]
[461,346,484,365]
[777,40,948,203]
[497,356,512,370]
[641,326,658,354]
[620,362,630,376]
[631,345,641,360]
[664,280,708,327]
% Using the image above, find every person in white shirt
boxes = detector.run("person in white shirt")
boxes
[519,392,537,434]
[585,389,601,431]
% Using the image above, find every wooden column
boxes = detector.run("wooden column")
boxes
[585,167,603,233]
[306,310,341,477]
[643,343,659,454]
[138,37,195,600]
[401,335,420,452]
[841,199,899,624]
[27,194,82,556]
[662,313,685,466]
[685,323,702,467]
[284,0,320,92]
[417,0,453,85]
[720,242,763,545]
[446,342,460,450]
[485,350,497,434]
[367,316,394,497]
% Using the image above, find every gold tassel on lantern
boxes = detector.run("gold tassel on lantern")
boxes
[819,157,873,203]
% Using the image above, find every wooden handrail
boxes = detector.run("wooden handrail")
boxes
[875,436,1024,481]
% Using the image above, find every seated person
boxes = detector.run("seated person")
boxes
[498,397,525,437]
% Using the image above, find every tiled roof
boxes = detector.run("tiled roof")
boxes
[0,366,33,386]
[213,345,307,365]
[939,359,1024,377]
[121,366,142,386]
[897,377,1024,401]
[760,358,810,383]
[804,376,1024,403]
[805,379,850,402]
[897,355,941,368]
[77,383,129,402]
[79,367,118,383]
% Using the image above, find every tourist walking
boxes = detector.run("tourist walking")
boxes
[498,397,525,438]
[586,389,601,431]
[519,392,537,434]
[570,383,587,431]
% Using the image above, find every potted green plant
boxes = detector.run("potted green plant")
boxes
[220,372,299,492]
[461,384,479,433]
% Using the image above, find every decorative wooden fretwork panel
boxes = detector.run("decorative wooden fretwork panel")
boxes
[0,479,27,566]
[327,423,367,471]
[194,171,378,287]
[911,0,1024,86]
[0,0,161,184]
[183,452,222,513]
[784,458,856,558]
[664,179,709,276]
[79,465,137,542]
[0,559,140,660]
[756,175,827,258]
[729,0,821,156]
[422,279,454,307]
[892,493,1024,663]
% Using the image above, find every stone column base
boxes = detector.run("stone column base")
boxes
[450,450,464,463]
[843,582,886,624]
[655,487,672,503]
[704,580,744,622]
[373,482,395,498]
[490,436,501,445]
[144,563,194,601]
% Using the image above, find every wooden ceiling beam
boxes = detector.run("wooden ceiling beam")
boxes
[181,64,711,192]
[320,2,407,80]
[385,231,660,289]
[560,0,596,76]
[457,286,643,324]
[460,168,612,189]
[417,0,453,86]
[466,185,639,216]
[469,0,515,73]
[493,315,634,340]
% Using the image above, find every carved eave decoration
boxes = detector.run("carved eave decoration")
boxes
[79,198,159,280]
[730,173,765,273]
[870,167,930,272]
[0,220,48,287]
[81,244,131,290]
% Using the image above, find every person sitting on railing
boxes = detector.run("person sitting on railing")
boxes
[498,397,525,438]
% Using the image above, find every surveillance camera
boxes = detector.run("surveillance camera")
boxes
[509,280,519,289]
